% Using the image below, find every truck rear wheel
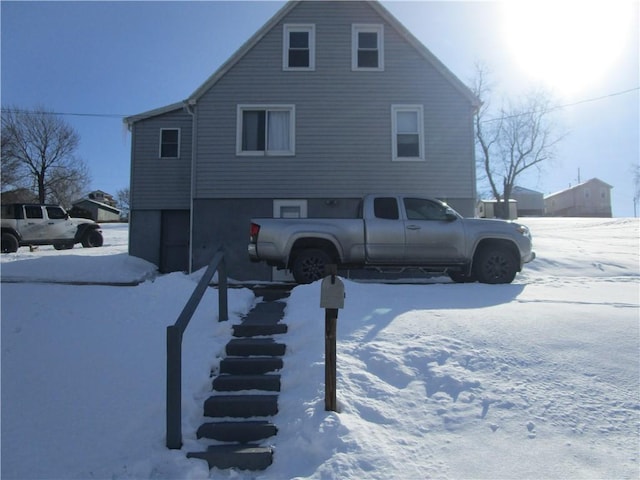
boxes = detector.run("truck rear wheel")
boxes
[1,233,19,253]
[292,249,331,284]
[474,247,518,284]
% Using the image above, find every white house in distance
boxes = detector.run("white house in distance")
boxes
[544,178,613,217]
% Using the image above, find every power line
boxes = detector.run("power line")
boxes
[2,86,638,121]
[480,87,640,123]
[0,109,126,119]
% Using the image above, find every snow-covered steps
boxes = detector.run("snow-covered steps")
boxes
[226,338,286,357]
[187,445,273,471]
[188,289,290,471]
[197,420,277,443]
[204,394,279,418]
[219,356,283,375]
[212,373,281,392]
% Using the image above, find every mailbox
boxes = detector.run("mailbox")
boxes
[320,275,345,309]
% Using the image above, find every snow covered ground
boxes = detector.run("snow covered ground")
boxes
[1,218,639,479]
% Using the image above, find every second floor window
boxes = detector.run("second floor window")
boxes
[392,105,424,161]
[160,128,180,158]
[352,24,384,71]
[283,24,315,70]
[237,105,295,156]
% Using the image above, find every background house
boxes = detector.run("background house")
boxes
[511,186,545,216]
[545,178,613,217]
[125,0,480,280]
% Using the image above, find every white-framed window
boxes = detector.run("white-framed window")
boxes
[283,24,315,70]
[159,128,180,158]
[352,24,384,71]
[391,105,424,161]
[273,199,308,218]
[236,105,295,156]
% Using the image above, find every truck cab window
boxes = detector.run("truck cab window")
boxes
[374,197,399,220]
[46,207,67,220]
[404,198,447,221]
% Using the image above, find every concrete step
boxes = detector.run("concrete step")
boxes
[204,394,278,418]
[242,301,286,322]
[196,420,277,443]
[232,323,288,337]
[219,357,283,375]
[187,444,273,471]
[213,374,281,392]
[226,338,286,357]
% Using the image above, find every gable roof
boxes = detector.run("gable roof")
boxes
[124,102,185,127]
[72,198,121,215]
[126,0,480,125]
[188,0,479,106]
[545,178,613,199]
[512,186,544,195]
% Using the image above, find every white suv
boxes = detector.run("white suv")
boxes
[1,204,103,253]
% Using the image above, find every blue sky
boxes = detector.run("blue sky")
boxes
[2,1,638,216]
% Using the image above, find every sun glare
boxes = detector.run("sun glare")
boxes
[502,1,633,96]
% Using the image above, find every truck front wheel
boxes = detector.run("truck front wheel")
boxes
[81,229,103,248]
[292,249,331,284]
[474,247,518,284]
[1,233,19,253]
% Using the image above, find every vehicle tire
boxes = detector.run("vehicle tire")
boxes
[448,270,477,283]
[54,242,74,250]
[81,229,103,248]
[291,249,332,284]
[1,233,19,253]
[474,247,518,284]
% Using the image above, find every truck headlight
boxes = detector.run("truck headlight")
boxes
[516,224,530,237]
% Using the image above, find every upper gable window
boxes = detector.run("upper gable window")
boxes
[237,105,295,156]
[352,24,384,71]
[283,24,315,71]
[160,128,180,158]
[392,105,424,161]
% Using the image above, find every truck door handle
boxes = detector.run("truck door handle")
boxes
[406,225,421,230]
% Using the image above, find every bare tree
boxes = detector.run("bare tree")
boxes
[116,187,130,219]
[632,163,640,217]
[1,106,91,205]
[471,65,566,218]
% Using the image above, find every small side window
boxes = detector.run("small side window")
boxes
[24,206,43,219]
[160,128,180,158]
[374,197,399,220]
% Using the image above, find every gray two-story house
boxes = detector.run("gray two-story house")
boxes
[125,0,480,281]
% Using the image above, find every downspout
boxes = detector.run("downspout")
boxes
[184,100,197,274]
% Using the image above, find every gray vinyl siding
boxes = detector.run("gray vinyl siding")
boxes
[193,0,475,201]
[130,108,192,210]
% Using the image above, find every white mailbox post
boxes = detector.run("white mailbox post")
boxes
[320,265,345,412]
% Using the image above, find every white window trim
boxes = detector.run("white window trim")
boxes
[391,105,424,162]
[352,24,384,71]
[236,104,296,157]
[159,128,181,159]
[283,24,316,71]
[273,199,308,218]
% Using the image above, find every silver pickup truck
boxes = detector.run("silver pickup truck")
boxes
[249,195,535,284]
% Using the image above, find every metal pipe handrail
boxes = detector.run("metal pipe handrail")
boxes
[166,249,228,449]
